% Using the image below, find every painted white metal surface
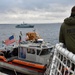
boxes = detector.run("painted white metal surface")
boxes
[0,72,7,75]
[48,43,75,75]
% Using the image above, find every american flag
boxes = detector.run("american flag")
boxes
[5,35,15,45]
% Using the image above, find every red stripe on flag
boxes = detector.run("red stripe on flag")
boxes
[5,39,15,45]
[5,35,15,45]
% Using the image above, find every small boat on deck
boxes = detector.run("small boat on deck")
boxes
[0,32,54,75]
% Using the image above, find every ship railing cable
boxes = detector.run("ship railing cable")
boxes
[44,46,55,75]
[49,43,75,75]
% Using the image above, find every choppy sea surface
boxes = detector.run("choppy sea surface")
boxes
[0,23,61,45]
[0,23,61,74]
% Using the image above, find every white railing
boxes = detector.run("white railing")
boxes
[47,43,75,75]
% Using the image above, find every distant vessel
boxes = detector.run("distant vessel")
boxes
[15,22,34,28]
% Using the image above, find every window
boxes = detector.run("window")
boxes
[27,48,31,53]
[27,48,35,54]
[40,48,51,55]
[19,47,26,58]
[37,50,41,55]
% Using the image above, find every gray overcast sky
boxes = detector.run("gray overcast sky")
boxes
[0,0,75,24]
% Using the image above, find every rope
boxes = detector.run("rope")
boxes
[14,69,17,75]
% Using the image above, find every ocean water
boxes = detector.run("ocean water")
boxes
[0,23,61,74]
[0,23,61,46]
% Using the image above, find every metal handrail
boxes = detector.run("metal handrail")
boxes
[48,43,75,75]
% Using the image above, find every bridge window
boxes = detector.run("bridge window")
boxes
[27,48,35,54]
[40,48,51,55]
[37,50,40,55]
